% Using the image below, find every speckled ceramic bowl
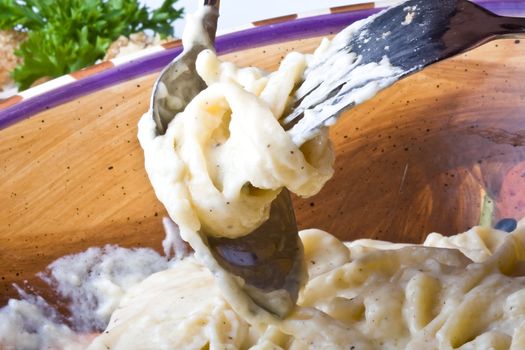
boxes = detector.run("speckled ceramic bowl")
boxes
[1,1,525,305]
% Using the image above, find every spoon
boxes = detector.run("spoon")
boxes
[284,0,525,145]
[150,1,305,318]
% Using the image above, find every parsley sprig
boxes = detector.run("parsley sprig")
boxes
[0,0,183,89]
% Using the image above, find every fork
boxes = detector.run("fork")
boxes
[284,0,525,146]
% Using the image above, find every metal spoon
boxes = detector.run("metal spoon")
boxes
[151,0,219,134]
[150,1,304,318]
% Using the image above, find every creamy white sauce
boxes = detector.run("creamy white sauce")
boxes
[41,245,171,331]
[139,49,334,240]
[4,222,525,349]
[89,223,525,349]
[0,292,90,350]
[181,5,215,49]
[0,244,173,349]
[402,6,418,26]
[288,55,403,146]
[284,14,404,146]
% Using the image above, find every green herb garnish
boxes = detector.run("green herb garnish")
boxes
[0,0,183,89]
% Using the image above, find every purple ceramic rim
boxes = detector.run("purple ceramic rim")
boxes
[0,1,523,129]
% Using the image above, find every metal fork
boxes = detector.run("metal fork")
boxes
[283,0,525,146]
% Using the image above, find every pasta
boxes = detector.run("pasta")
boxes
[138,49,334,240]
[89,221,525,349]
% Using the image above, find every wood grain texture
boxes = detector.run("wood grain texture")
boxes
[297,39,525,242]
[1,36,525,304]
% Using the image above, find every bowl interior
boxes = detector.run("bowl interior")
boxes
[1,34,525,305]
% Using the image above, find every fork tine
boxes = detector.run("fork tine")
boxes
[284,0,525,146]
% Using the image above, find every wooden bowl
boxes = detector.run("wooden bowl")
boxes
[1,2,525,305]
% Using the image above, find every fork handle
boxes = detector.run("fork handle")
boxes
[466,14,525,50]
[493,15,525,36]
[440,1,525,59]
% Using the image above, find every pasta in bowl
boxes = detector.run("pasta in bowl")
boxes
[1,2,525,349]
